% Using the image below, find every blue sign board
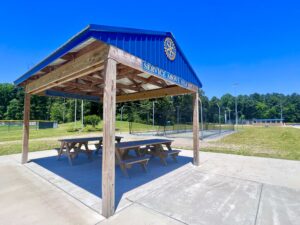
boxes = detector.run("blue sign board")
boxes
[141,61,190,89]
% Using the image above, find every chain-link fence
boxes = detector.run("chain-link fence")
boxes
[129,121,234,139]
[123,101,236,139]
[0,121,58,132]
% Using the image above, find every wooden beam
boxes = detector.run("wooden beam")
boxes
[52,87,102,98]
[81,74,103,86]
[130,74,164,88]
[21,93,31,164]
[109,46,198,92]
[192,92,200,166]
[116,83,139,92]
[116,86,193,103]
[26,45,109,94]
[149,76,168,87]
[102,57,117,218]
[61,41,103,61]
[128,78,145,91]
[109,46,142,71]
[65,81,103,93]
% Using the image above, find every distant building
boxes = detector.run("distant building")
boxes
[252,118,284,126]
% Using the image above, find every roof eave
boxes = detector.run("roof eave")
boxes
[14,25,92,86]
[167,32,202,88]
[14,24,203,89]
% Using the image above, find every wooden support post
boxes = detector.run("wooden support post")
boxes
[21,93,31,164]
[192,91,200,166]
[102,57,117,218]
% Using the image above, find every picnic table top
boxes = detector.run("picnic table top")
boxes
[58,136,123,143]
[116,139,173,150]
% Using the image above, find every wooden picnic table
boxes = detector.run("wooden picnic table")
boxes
[58,136,122,165]
[115,139,180,176]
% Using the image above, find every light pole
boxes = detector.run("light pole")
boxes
[199,97,204,140]
[62,98,66,123]
[74,99,77,127]
[120,104,134,122]
[81,100,84,128]
[238,111,244,126]
[120,105,126,121]
[216,103,221,134]
[235,97,238,125]
[152,101,156,127]
[233,83,239,127]
[280,101,283,125]
[120,103,149,122]
[176,106,180,124]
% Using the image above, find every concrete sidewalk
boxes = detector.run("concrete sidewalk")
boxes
[0,157,105,225]
[1,150,300,225]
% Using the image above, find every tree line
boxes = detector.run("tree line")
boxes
[0,83,299,124]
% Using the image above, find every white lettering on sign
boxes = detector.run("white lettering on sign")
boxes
[142,61,192,88]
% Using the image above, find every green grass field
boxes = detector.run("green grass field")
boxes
[202,126,300,160]
[0,121,156,142]
[0,122,299,161]
[0,121,156,156]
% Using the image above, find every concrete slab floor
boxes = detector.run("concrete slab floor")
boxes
[0,158,104,225]
[256,184,300,225]
[130,169,300,225]
[98,203,186,225]
[2,148,300,225]
[132,169,261,225]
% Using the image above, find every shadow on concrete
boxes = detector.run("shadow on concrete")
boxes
[32,152,191,207]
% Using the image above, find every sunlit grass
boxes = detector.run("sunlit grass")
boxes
[203,126,300,160]
[0,120,157,156]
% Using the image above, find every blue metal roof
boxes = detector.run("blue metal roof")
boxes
[14,24,202,88]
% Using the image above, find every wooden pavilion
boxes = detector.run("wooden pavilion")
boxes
[14,24,203,218]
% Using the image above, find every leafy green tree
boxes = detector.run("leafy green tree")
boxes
[84,115,101,127]
[0,84,17,119]
[5,99,23,120]
[50,102,64,122]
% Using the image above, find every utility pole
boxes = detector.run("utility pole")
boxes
[199,97,204,140]
[81,100,84,128]
[216,103,221,134]
[280,101,283,125]
[235,97,238,125]
[225,110,227,124]
[176,106,180,124]
[120,105,125,121]
[62,98,66,123]
[74,99,77,127]
[152,101,155,127]
[233,83,239,127]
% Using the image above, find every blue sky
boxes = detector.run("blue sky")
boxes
[0,0,299,98]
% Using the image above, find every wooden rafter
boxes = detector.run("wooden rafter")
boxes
[116,83,139,92]
[116,86,193,103]
[128,78,145,91]
[65,81,103,93]
[81,74,103,85]
[61,41,104,61]
[52,87,103,97]
[26,44,109,94]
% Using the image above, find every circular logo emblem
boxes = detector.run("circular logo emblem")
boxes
[164,37,176,61]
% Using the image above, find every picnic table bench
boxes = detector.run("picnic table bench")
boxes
[57,136,122,165]
[116,138,180,176]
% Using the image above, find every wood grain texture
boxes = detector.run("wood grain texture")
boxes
[102,56,117,218]
[116,86,193,103]
[21,93,31,164]
[26,44,109,94]
[193,92,200,166]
